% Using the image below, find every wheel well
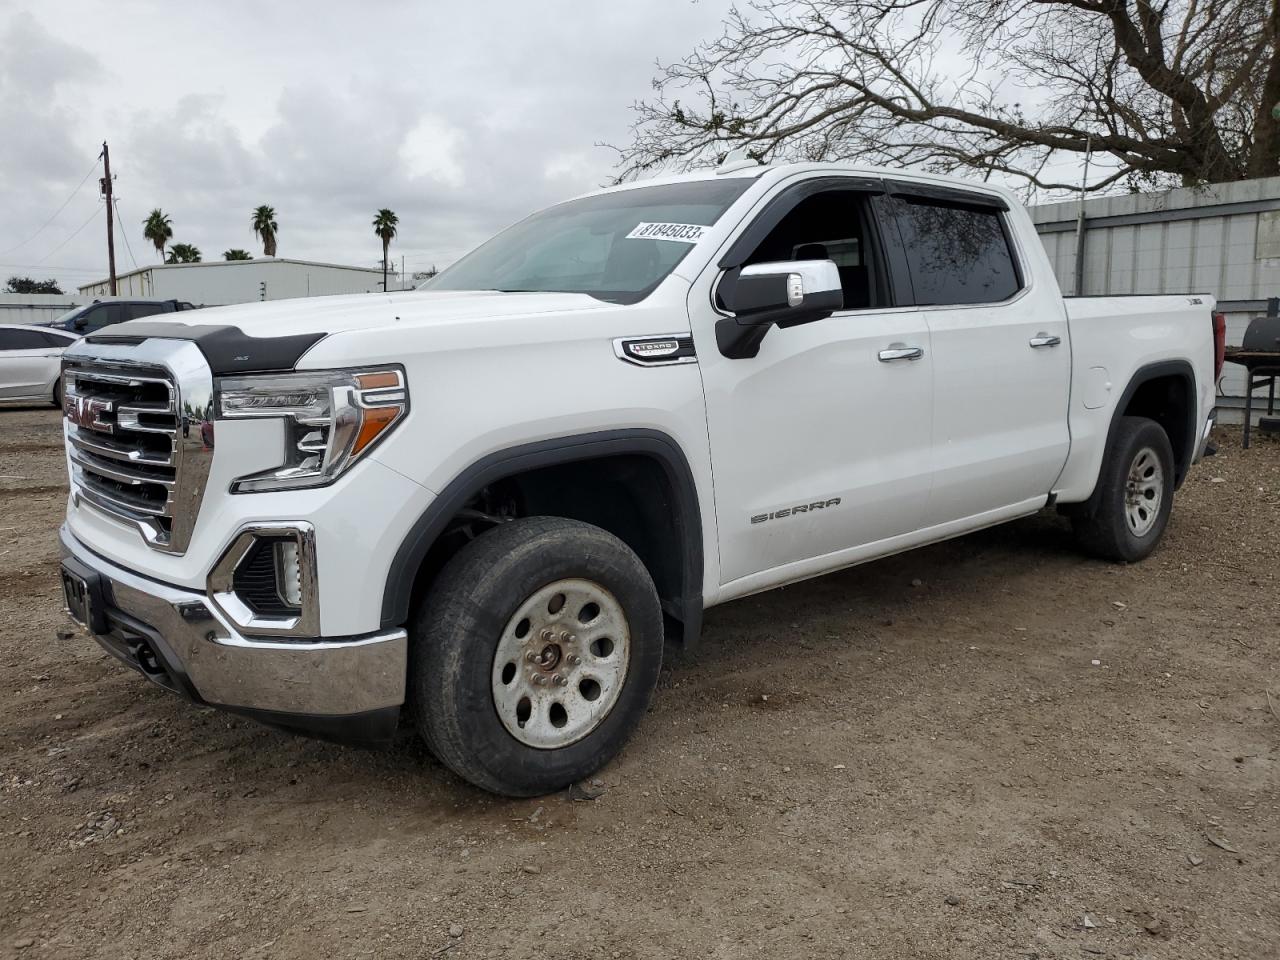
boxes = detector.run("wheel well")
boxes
[392,442,703,647]
[1120,370,1194,486]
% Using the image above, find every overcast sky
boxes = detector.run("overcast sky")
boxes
[0,0,738,291]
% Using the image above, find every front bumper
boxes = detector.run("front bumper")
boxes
[59,525,406,745]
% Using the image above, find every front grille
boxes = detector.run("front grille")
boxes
[61,335,215,552]
[65,364,178,543]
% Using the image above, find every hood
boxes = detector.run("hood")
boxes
[136,289,611,339]
[74,289,629,376]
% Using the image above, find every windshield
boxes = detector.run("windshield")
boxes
[424,178,756,304]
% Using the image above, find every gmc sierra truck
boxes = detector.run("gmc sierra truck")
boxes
[57,161,1223,796]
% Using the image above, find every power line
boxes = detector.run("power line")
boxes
[113,198,139,272]
[34,204,103,266]
[0,160,100,257]
[0,262,105,273]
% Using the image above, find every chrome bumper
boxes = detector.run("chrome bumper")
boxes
[1194,407,1217,463]
[59,525,406,738]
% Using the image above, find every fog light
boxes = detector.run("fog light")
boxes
[275,540,302,608]
[208,522,319,638]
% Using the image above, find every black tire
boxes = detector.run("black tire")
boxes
[1072,416,1175,562]
[410,516,663,797]
[51,378,62,409]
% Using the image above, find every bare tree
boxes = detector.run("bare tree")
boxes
[616,0,1279,193]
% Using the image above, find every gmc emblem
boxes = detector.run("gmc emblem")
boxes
[65,395,115,434]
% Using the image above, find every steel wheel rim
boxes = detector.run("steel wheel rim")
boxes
[1124,446,1164,537]
[491,578,631,750]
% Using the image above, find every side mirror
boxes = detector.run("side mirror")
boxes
[716,260,843,359]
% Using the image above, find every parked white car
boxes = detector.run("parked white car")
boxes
[56,161,1222,796]
[0,324,78,405]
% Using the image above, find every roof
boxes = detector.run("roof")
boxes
[577,160,1020,205]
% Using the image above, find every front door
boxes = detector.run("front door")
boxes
[690,182,934,589]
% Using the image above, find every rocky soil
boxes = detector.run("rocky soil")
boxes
[1,406,1276,959]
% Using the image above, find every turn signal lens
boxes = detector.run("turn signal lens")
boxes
[353,405,401,457]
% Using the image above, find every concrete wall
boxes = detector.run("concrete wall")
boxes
[1030,177,1280,403]
[77,259,398,305]
[0,293,84,325]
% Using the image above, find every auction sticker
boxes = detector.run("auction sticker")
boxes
[626,222,707,242]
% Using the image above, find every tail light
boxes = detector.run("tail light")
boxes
[1212,311,1226,381]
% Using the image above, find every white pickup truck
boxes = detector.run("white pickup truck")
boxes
[57,162,1223,796]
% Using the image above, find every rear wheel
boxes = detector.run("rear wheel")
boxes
[1072,416,1175,562]
[410,516,663,796]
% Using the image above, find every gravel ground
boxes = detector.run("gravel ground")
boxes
[1,405,1276,960]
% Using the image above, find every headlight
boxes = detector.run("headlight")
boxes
[217,367,407,492]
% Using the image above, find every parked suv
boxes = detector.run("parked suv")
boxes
[57,162,1219,796]
[48,298,195,336]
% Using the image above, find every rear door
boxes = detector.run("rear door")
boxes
[884,184,1070,524]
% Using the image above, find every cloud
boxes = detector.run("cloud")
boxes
[0,0,735,288]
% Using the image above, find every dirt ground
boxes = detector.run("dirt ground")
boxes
[1,405,1276,960]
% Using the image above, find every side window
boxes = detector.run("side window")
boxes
[0,329,49,350]
[892,199,1021,305]
[126,302,168,320]
[40,331,76,348]
[740,189,888,310]
[87,304,128,331]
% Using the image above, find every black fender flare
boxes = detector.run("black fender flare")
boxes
[1101,359,1198,492]
[380,428,704,645]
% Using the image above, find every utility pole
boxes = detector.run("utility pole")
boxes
[100,141,117,296]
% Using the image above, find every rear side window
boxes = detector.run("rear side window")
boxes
[124,302,169,321]
[892,200,1021,305]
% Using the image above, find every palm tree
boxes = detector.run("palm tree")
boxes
[143,210,173,262]
[165,243,202,264]
[372,208,399,291]
[251,205,278,257]
[223,249,253,261]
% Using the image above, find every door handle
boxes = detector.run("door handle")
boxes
[878,344,924,362]
[1029,333,1062,348]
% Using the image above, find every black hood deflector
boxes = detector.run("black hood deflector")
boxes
[87,322,327,375]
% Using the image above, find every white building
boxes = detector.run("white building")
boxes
[77,258,400,305]
[0,293,84,325]
[1030,176,1280,415]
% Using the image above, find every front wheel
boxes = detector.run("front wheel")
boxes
[410,516,663,796]
[1072,415,1175,562]
[51,377,63,408]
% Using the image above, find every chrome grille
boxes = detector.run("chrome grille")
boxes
[61,339,215,554]
[65,364,179,540]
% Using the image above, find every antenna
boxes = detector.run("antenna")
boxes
[1072,135,1093,296]
[717,148,761,175]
